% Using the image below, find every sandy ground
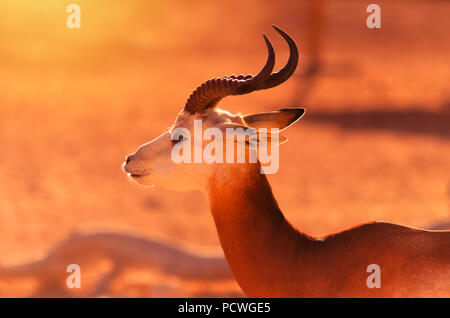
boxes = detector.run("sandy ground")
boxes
[0,0,449,297]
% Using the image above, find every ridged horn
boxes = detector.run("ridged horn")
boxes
[184,25,298,114]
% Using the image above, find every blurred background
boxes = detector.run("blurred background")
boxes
[0,0,449,297]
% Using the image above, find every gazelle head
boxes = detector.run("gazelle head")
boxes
[124,26,305,191]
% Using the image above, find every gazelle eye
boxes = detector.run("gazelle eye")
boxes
[172,134,184,146]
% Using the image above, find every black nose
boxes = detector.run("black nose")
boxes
[126,155,134,164]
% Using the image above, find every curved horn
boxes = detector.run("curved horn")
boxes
[184,35,275,114]
[184,26,298,114]
[260,25,299,89]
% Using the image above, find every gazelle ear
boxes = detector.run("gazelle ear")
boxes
[243,107,305,131]
[221,123,289,149]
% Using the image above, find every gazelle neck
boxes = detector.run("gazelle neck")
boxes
[206,162,315,297]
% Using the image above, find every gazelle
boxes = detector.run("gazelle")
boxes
[124,26,450,297]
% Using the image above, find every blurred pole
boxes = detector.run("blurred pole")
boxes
[305,0,325,76]
[293,0,325,105]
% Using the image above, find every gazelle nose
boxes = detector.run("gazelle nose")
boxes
[126,154,135,165]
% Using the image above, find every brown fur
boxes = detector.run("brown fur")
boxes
[207,161,450,297]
